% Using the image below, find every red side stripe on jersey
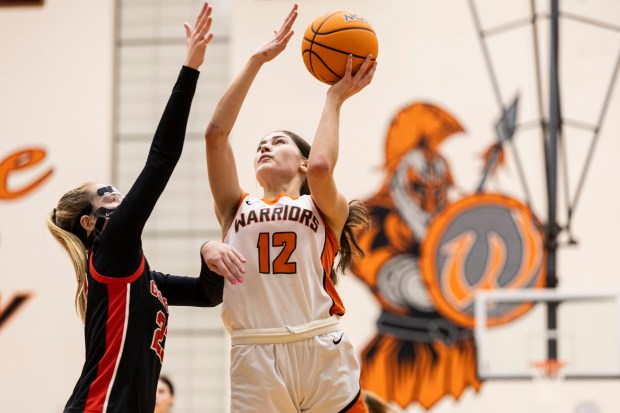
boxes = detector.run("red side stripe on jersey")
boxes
[84,284,130,411]
[89,252,145,284]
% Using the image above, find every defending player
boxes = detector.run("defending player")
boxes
[47,3,245,412]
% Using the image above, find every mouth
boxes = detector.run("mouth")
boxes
[258,154,273,163]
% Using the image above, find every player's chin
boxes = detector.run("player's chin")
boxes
[255,162,274,175]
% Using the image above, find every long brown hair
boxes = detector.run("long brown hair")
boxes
[280,130,370,284]
[47,182,95,323]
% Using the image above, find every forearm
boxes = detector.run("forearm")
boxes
[309,93,343,170]
[198,257,224,306]
[155,269,223,308]
[150,66,199,167]
[205,56,264,143]
[204,56,262,220]
[101,66,199,245]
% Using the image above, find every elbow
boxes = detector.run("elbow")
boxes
[206,296,223,307]
[307,156,334,180]
[204,123,228,146]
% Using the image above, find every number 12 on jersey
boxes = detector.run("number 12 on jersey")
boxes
[257,231,298,274]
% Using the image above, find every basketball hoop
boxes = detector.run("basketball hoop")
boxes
[530,359,567,404]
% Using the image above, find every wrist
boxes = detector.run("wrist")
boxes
[325,93,344,111]
[248,54,267,68]
[184,59,200,70]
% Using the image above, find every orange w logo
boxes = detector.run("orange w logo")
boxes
[440,208,543,311]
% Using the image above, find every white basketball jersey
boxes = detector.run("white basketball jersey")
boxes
[222,194,345,332]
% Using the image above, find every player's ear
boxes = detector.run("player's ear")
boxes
[80,215,94,232]
[299,159,308,173]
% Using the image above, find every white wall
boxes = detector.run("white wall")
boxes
[0,1,114,411]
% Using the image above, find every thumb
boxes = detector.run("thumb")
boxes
[184,23,192,39]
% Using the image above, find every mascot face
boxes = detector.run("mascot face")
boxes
[397,148,451,213]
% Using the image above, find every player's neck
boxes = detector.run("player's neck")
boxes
[262,186,300,202]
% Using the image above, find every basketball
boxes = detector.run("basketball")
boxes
[301,10,378,85]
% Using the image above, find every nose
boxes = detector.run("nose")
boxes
[103,192,123,204]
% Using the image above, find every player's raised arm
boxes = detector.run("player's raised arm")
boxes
[308,54,376,235]
[204,4,298,232]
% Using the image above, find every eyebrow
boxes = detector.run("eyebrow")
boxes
[257,135,290,150]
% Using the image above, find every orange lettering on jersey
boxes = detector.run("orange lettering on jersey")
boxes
[0,148,53,200]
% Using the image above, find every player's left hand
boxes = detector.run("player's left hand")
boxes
[201,241,247,285]
[252,3,298,64]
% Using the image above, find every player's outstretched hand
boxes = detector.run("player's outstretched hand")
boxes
[184,1,214,70]
[201,241,247,285]
[328,54,377,104]
[252,3,298,64]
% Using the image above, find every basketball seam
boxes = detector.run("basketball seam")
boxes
[308,11,342,78]
[302,39,378,61]
[310,27,376,36]
[302,50,340,83]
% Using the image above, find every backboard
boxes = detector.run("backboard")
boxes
[474,288,620,379]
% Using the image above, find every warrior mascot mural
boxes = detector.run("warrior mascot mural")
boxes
[350,102,478,410]
[351,102,546,410]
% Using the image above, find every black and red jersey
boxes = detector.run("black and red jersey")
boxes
[64,66,223,413]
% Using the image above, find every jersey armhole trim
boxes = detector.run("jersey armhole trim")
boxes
[89,251,145,284]
[223,192,249,242]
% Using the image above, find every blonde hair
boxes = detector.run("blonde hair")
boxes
[47,182,95,323]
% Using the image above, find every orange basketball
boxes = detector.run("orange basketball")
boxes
[301,10,378,85]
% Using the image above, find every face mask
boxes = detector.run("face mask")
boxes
[71,185,124,248]
[93,185,124,218]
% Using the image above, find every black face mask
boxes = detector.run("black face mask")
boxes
[72,186,123,248]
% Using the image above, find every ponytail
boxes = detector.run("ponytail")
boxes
[47,182,94,323]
